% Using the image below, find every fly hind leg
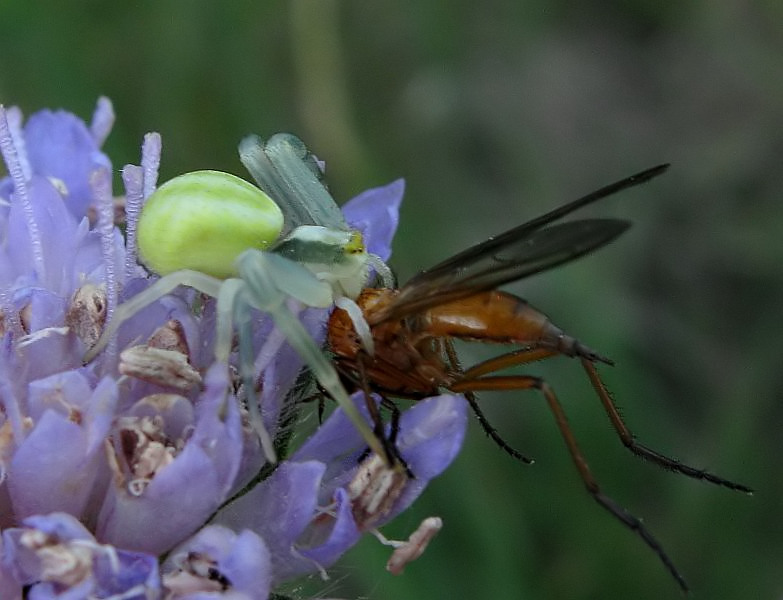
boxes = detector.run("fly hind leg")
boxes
[449,373,689,592]
[580,358,753,494]
[464,345,753,494]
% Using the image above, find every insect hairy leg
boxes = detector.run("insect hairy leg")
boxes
[450,373,690,592]
[581,358,753,494]
[443,339,534,464]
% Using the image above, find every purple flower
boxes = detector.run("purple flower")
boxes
[212,392,466,583]
[0,99,465,598]
[162,525,271,599]
[3,513,160,599]
[95,365,243,555]
[0,100,113,221]
[342,178,404,261]
[8,372,117,520]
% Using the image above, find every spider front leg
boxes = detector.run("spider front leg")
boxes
[83,269,224,364]
[237,250,389,462]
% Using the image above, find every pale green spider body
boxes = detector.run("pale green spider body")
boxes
[274,226,372,297]
[137,169,284,279]
[85,134,392,463]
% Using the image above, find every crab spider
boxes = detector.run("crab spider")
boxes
[84,134,393,463]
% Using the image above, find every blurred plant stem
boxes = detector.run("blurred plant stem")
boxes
[289,0,370,188]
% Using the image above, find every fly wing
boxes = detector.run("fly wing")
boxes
[369,162,669,324]
[239,133,348,233]
[411,163,668,281]
[371,218,629,323]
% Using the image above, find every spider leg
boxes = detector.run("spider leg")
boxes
[237,250,389,462]
[214,278,245,364]
[83,269,224,364]
[335,295,375,355]
[234,291,277,463]
[366,252,395,288]
[450,373,689,593]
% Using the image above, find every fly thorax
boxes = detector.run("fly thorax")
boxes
[417,363,445,386]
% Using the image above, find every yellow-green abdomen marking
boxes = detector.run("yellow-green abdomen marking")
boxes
[138,170,284,279]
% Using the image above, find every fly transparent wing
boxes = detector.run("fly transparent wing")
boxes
[373,219,628,323]
[239,133,348,233]
[371,163,669,323]
[412,164,668,282]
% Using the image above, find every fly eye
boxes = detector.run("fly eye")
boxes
[137,170,284,279]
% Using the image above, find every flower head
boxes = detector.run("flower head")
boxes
[0,99,466,597]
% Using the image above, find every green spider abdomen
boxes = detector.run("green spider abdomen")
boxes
[137,170,284,279]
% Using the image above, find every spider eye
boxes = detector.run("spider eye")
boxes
[345,230,366,255]
[137,170,284,279]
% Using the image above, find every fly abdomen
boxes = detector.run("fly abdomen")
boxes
[539,320,614,365]
[422,290,549,342]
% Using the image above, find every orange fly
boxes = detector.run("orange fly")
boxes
[327,164,751,592]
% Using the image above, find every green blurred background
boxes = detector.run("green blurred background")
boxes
[1,2,780,598]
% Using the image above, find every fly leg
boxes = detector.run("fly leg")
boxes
[449,373,689,593]
[355,355,402,469]
[331,357,413,475]
[581,358,753,494]
[383,397,403,447]
[443,340,534,464]
[377,394,414,479]
[462,346,558,378]
[464,345,752,494]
